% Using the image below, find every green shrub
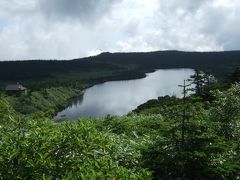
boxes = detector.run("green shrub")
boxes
[0,116,151,179]
[210,83,240,140]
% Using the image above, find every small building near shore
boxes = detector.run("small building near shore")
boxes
[5,83,27,95]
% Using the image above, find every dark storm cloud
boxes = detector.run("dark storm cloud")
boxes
[39,0,119,23]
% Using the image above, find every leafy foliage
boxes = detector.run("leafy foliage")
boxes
[210,84,240,140]
[132,84,240,179]
[0,112,151,179]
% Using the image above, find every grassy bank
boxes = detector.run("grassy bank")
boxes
[5,87,83,115]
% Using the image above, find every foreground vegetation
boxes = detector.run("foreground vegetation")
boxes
[0,96,152,179]
[1,79,240,179]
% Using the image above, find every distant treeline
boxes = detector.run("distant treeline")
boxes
[0,60,119,81]
[1,50,240,83]
[92,51,240,76]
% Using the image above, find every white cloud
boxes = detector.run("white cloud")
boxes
[0,0,239,60]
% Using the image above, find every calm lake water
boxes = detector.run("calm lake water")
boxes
[54,69,194,120]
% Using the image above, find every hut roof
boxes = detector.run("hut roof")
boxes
[5,84,26,91]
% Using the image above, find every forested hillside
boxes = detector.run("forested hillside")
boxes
[1,51,240,87]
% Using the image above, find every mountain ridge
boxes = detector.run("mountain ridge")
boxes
[0,50,240,84]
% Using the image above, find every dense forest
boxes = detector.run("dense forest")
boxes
[0,51,240,179]
[1,50,240,87]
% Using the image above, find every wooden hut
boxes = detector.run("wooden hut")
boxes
[5,83,27,95]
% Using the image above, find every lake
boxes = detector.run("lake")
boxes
[54,69,194,120]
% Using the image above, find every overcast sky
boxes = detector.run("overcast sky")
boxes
[0,0,239,60]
